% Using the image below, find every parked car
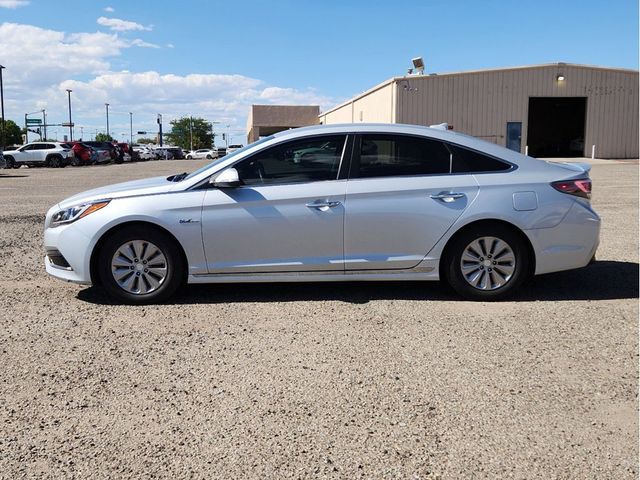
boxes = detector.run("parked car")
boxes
[227,144,243,154]
[165,147,185,160]
[3,142,73,168]
[66,142,94,166]
[44,123,600,304]
[133,145,155,161]
[186,148,217,160]
[84,141,116,164]
[216,147,227,158]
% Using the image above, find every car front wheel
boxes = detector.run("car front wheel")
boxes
[97,226,185,304]
[443,225,530,301]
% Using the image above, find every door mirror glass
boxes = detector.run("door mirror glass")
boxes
[211,167,241,188]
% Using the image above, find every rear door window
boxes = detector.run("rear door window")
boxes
[354,134,451,178]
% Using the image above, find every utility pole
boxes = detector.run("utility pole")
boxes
[157,113,163,147]
[105,103,110,138]
[24,113,27,144]
[66,89,73,141]
[189,115,193,151]
[129,112,133,145]
[42,109,46,140]
[0,65,5,149]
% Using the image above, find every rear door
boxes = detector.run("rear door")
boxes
[344,133,479,270]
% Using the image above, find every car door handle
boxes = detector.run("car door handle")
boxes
[430,192,465,203]
[306,200,342,209]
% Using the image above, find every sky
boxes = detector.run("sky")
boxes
[0,0,638,145]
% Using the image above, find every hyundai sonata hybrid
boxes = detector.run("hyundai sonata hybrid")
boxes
[44,123,600,304]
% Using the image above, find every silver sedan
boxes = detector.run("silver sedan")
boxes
[44,123,600,303]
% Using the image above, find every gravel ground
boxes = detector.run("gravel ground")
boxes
[0,159,637,479]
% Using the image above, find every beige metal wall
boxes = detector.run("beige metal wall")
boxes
[395,65,638,158]
[320,82,395,124]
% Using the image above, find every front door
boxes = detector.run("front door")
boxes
[201,134,349,273]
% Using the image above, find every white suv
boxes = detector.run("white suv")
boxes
[3,142,73,168]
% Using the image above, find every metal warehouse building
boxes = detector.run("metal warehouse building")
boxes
[318,63,639,158]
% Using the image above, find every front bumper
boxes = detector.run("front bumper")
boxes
[44,220,94,284]
[526,200,601,275]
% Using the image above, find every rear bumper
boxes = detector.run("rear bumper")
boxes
[526,200,600,275]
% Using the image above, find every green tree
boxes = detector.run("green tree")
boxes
[165,117,213,150]
[94,133,114,142]
[137,137,156,144]
[1,119,24,147]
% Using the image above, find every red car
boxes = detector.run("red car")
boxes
[64,142,94,166]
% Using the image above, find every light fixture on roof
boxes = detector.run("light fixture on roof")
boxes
[556,74,565,82]
[412,57,425,75]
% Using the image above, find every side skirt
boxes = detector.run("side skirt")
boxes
[188,269,439,284]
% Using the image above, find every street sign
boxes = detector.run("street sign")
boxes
[26,118,42,125]
[61,122,74,127]
[137,131,147,134]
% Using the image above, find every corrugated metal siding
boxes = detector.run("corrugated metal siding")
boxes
[320,83,394,124]
[394,65,638,158]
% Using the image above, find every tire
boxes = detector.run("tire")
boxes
[71,156,81,167]
[186,155,192,160]
[442,224,530,301]
[4,156,15,169]
[47,155,61,168]
[206,154,212,159]
[97,226,185,304]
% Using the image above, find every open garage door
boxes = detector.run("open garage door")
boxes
[527,97,586,157]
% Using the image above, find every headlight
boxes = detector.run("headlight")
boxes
[50,200,110,227]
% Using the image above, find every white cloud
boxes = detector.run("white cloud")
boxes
[0,0,29,8]
[97,16,151,32]
[0,22,338,141]
[0,23,127,86]
[57,71,337,137]
[103,6,114,12]
[130,39,160,49]
[166,43,175,49]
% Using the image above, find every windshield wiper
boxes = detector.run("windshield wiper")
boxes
[167,172,188,182]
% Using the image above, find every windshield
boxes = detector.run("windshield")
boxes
[182,136,274,181]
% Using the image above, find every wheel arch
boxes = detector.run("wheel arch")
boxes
[438,218,536,279]
[89,220,189,285]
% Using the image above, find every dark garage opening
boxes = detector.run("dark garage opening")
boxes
[527,97,586,157]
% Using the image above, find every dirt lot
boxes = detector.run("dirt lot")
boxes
[0,159,637,479]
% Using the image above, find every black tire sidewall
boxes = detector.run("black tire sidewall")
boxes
[97,226,185,304]
[444,225,529,301]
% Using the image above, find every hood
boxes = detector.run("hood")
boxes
[58,175,174,208]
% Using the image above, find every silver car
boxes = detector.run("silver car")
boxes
[44,123,600,304]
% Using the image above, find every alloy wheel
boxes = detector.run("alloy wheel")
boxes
[459,236,516,290]
[111,240,168,295]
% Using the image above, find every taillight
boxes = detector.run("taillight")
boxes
[551,178,592,199]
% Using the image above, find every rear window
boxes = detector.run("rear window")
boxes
[448,144,512,173]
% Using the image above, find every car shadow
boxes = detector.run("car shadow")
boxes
[0,174,28,178]
[77,260,638,305]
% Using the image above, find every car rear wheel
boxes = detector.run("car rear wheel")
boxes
[97,226,185,304]
[443,225,530,301]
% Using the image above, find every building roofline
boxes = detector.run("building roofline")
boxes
[319,62,639,117]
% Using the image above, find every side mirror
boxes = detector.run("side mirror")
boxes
[211,167,241,188]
